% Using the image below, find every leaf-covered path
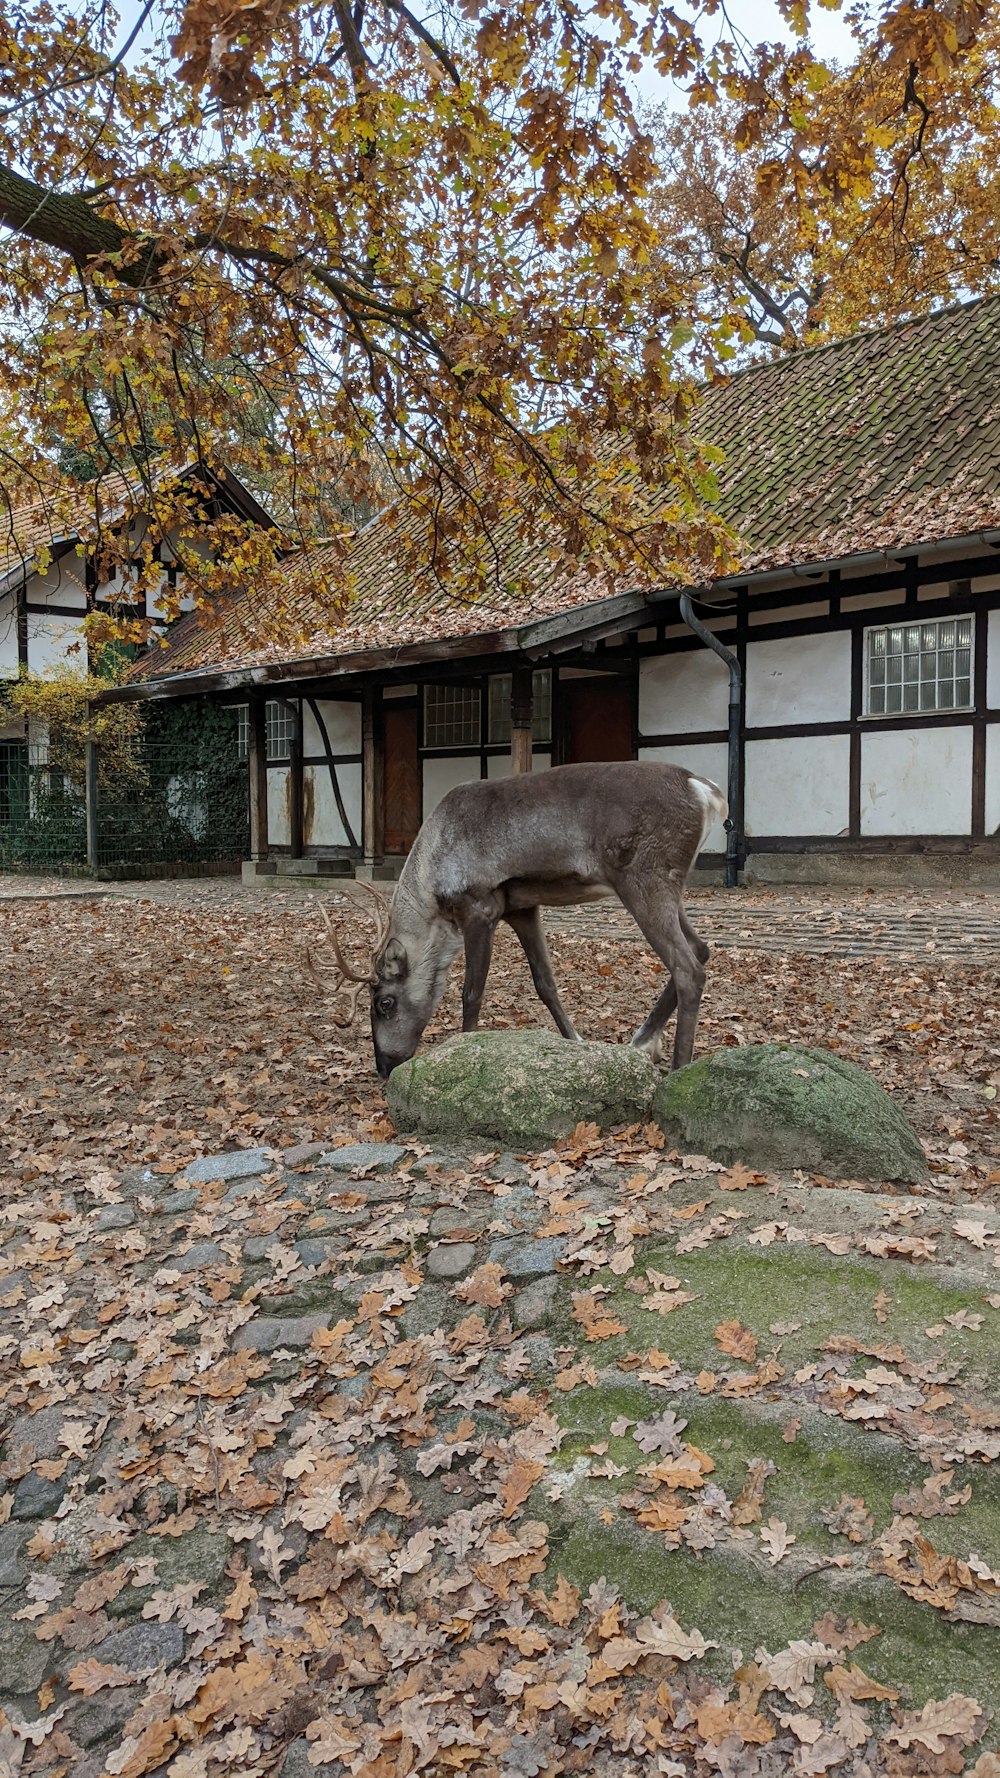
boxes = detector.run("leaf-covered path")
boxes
[2,881,1000,1777]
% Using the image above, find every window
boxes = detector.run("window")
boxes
[235,701,297,760]
[865,617,973,717]
[424,684,481,748]
[488,670,553,745]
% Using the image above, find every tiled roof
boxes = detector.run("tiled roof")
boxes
[1,470,145,586]
[1,462,277,592]
[131,293,1000,683]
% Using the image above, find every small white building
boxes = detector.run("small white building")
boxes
[0,463,274,829]
[100,298,1000,885]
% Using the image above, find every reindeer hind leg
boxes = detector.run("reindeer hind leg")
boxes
[616,888,706,1070]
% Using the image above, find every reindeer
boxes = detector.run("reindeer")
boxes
[311,760,726,1079]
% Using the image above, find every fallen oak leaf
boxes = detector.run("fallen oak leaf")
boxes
[632,1410,688,1455]
[67,1657,135,1695]
[824,1663,899,1703]
[715,1319,757,1362]
[732,1458,775,1526]
[454,1262,511,1309]
[761,1518,795,1565]
[884,1694,984,1753]
[719,1162,768,1190]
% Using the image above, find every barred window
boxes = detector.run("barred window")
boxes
[488,670,552,744]
[235,701,296,760]
[865,617,973,717]
[424,684,481,748]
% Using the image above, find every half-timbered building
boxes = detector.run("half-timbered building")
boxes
[104,296,1000,886]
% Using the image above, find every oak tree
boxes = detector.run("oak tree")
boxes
[1,0,996,617]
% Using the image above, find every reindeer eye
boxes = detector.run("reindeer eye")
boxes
[376,996,396,1017]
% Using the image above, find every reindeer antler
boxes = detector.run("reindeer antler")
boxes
[305,881,392,1027]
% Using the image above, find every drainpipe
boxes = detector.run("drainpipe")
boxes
[677,592,743,890]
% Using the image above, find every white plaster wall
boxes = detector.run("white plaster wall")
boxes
[639,743,728,851]
[487,750,552,780]
[26,613,87,673]
[747,602,829,627]
[423,755,481,816]
[26,559,88,608]
[745,735,851,836]
[267,766,291,845]
[303,699,362,756]
[304,762,363,848]
[0,592,18,675]
[842,590,906,612]
[987,609,1000,711]
[860,727,973,834]
[745,631,852,727]
[639,650,729,736]
[986,727,1000,838]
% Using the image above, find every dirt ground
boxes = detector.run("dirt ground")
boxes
[1,877,998,1191]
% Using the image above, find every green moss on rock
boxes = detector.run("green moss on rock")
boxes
[654,1043,926,1183]
[387,1030,656,1143]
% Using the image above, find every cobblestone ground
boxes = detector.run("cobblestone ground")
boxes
[3,871,999,961]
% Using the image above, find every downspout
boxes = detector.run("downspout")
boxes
[677,592,743,890]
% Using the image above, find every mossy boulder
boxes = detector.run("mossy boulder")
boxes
[653,1042,926,1182]
[386,1030,656,1143]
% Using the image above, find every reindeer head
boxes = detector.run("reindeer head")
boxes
[307,884,437,1079]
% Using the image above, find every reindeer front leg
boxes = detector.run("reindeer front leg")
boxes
[505,908,581,1040]
[461,918,496,1031]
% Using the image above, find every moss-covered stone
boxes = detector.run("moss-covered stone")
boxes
[654,1043,926,1182]
[387,1030,656,1143]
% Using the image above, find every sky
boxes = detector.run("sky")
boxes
[628,0,858,109]
[105,0,860,106]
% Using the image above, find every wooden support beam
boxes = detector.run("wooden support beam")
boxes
[511,666,533,775]
[362,686,384,865]
[85,732,99,873]
[249,694,269,861]
[288,701,304,859]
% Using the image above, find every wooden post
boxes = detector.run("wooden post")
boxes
[249,693,269,862]
[362,686,384,870]
[288,701,304,859]
[85,730,99,873]
[510,666,533,775]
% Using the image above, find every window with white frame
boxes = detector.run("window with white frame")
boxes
[235,701,296,760]
[423,684,481,748]
[865,617,974,717]
[488,670,552,744]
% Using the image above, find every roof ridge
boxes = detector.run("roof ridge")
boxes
[712,289,1000,392]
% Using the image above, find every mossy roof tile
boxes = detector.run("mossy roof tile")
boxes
[128,294,1000,682]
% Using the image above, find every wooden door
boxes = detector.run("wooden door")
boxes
[562,678,634,763]
[383,704,420,852]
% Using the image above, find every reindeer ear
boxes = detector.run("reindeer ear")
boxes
[380,938,408,981]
